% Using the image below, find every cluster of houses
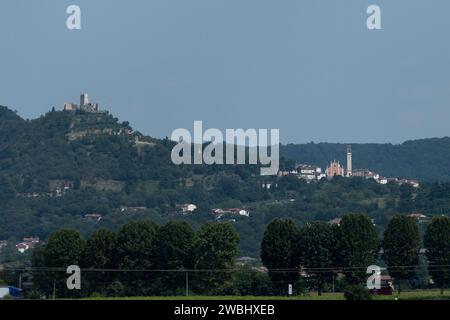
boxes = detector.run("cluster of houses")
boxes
[176,204,250,219]
[277,145,420,188]
[16,181,75,199]
[0,237,41,254]
[278,163,420,188]
[84,213,103,222]
[84,204,248,221]
[212,208,250,218]
[16,237,40,253]
[278,164,327,181]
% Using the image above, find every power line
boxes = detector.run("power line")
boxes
[4,264,450,273]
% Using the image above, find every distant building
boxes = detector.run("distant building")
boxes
[228,208,250,217]
[15,237,40,253]
[84,213,102,222]
[326,160,345,177]
[63,102,78,111]
[346,145,353,177]
[62,93,101,113]
[180,203,197,214]
[408,213,427,221]
[369,275,394,295]
[277,170,290,177]
[80,94,99,112]
[297,164,325,181]
[120,206,147,213]
[16,243,29,253]
[211,208,250,217]
[80,93,89,108]
[212,208,225,216]
[23,237,40,246]
[399,179,420,188]
[353,169,380,180]
[328,218,342,226]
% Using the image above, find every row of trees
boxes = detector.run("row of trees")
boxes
[261,214,450,295]
[11,214,450,298]
[31,220,240,297]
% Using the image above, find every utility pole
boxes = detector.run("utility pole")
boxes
[19,273,22,289]
[332,274,335,293]
[53,279,56,300]
[185,272,189,297]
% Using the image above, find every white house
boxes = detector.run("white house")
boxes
[228,208,250,217]
[181,203,197,214]
[16,243,29,253]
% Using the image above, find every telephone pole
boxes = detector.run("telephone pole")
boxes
[53,279,56,300]
[185,272,189,297]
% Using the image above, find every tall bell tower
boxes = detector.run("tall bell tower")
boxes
[346,145,353,177]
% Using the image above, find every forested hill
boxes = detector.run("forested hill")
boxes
[0,105,173,183]
[2,105,450,257]
[2,105,449,182]
[280,138,450,181]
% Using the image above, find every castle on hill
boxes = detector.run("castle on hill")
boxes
[63,93,100,113]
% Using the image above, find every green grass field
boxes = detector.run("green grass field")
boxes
[85,290,450,301]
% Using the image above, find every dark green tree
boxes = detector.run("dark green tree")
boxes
[114,220,159,295]
[224,266,272,296]
[261,219,300,294]
[334,214,379,284]
[154,221,195,295]
[297,222,336,295]
[32,229,85,298]
[81,229,117,295]
[382,215,420,294]
[424,216,450,294]
[192,222,240,294]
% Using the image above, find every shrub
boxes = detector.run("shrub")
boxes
[344,285,372,300]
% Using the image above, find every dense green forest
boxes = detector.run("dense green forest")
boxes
[1,106,450,259]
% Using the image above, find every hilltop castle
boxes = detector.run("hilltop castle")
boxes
[63,93,100,113]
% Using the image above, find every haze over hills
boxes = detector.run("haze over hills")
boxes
[1,104,450,257]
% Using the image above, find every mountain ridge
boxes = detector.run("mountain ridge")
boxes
[2,105,450,181]
[1,105,450,257]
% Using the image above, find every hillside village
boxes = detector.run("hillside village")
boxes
[278,145,420,188]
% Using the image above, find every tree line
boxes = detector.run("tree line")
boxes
[261,214,450,295]
[6,213,450,298]
[30,220,240,298]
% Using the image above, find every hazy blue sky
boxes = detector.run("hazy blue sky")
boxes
[1,0,449,143]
